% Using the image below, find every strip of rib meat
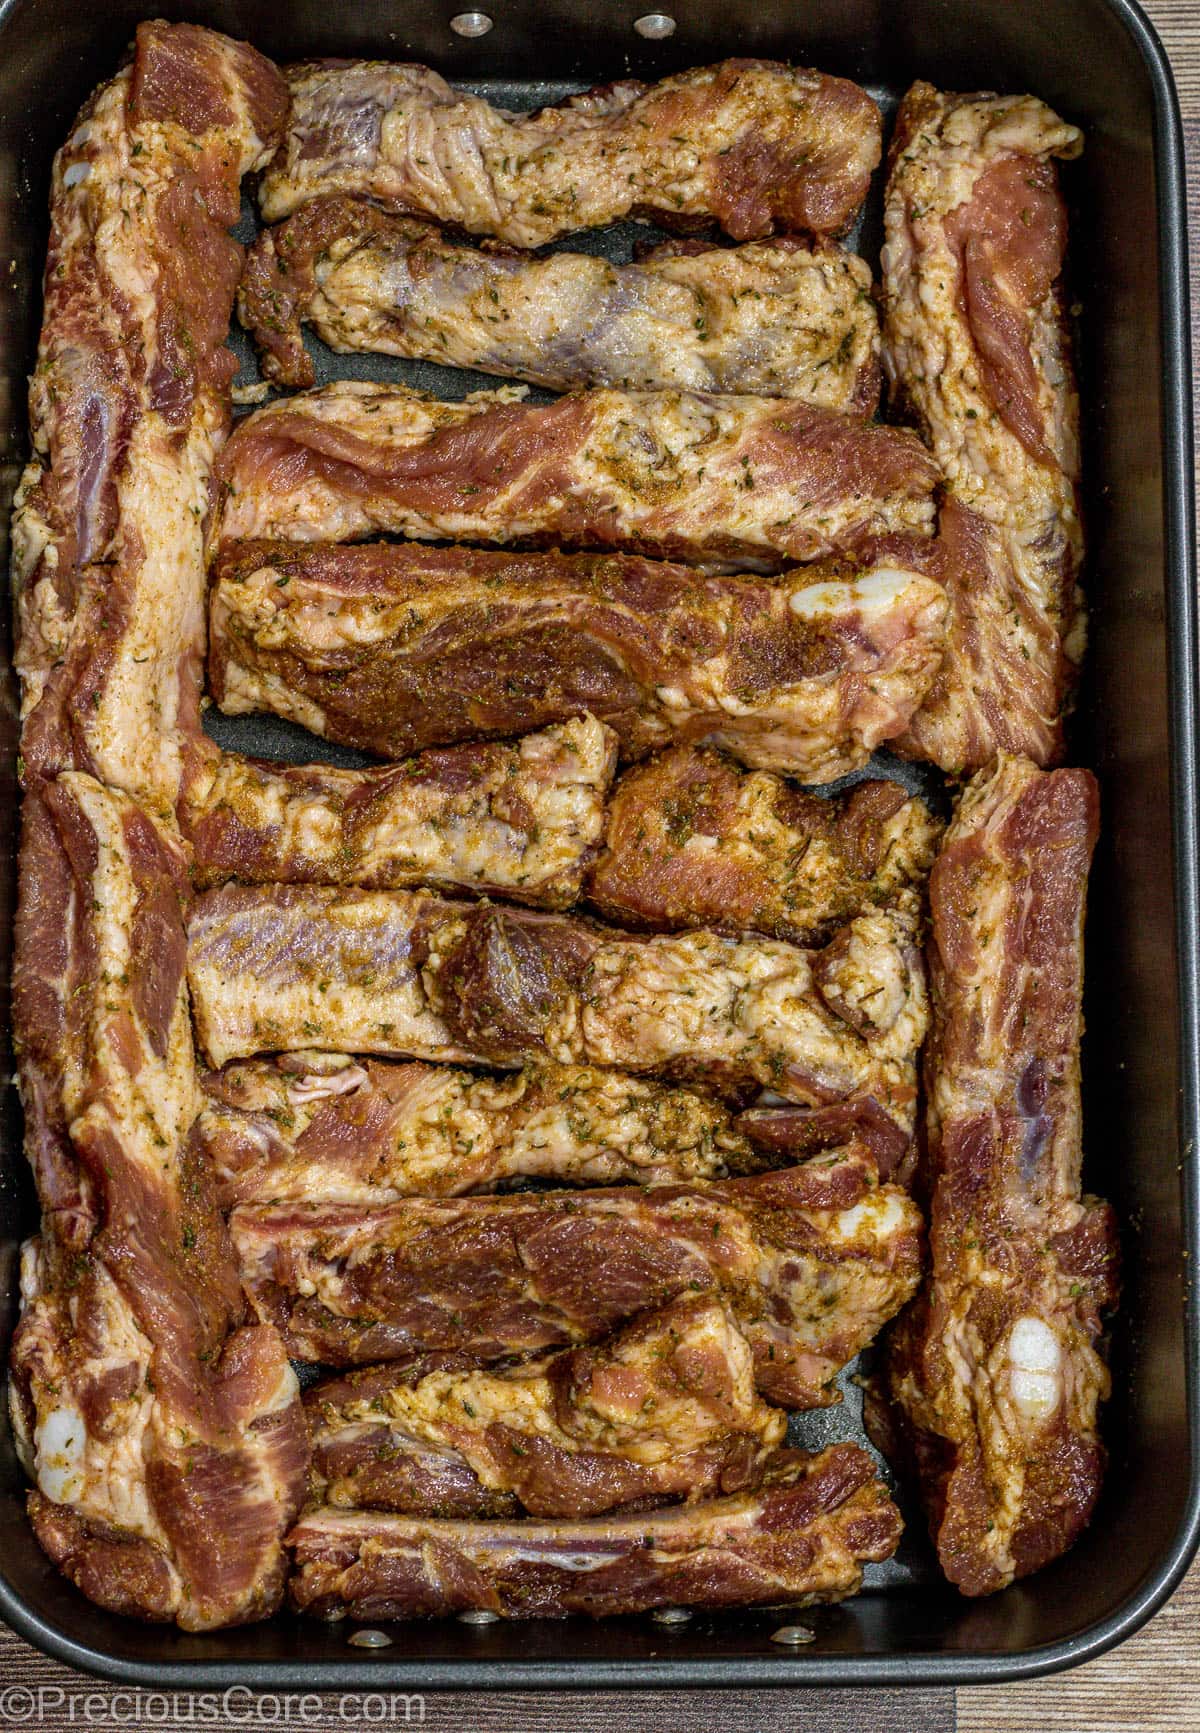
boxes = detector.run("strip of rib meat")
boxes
[230,1151,924,1403]
[588,747,942,944]
[180,715,616,905]
[213,381,940,569]
[186,887,928,1135]
[10,21,287,813]
[196,1054,757,1209]
[8,771,308,1628]
[288,1443,901,1621]
[881,82,1085,770]
[240,197,881,404]
[306,1296,787,1519]
[883,756,1118,1595]
[208,541,947,780]
[259,60,881,244]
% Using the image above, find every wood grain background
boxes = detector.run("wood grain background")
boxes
[1,3,1198,1727]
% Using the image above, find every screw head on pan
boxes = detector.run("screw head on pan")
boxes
[634,13,677,38]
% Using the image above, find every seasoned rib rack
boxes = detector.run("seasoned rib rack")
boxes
[187,887,928,1134]
[287,1444,903,1622]
[882,83,1084,769]
[240,198,881,404]
[182,715,616,905]
[306,1295,786,1519]
[229,1151,924,1405]
[208,540,947,779]
[214,382,940,570]
[883,755,1118,1594]
[260,59,882,244]
[196,1054,758,1207]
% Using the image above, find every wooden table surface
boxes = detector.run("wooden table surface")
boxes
[3,4,1200,1729]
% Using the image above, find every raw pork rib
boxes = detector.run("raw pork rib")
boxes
[259,59,881,243]
[884,756,1118,1594]
[287,1444,902,1621]
[8,772,308,1628]
[10,21,287,812]
[181,714,615,905]
[208,541,948,780]
[882,83,1085,769]
[240,197,881,405]
[214,381,940,569]
[589,747,941,944]
[229,1151,924,1404]
[187,887,928,1133]
[196,1054,756,1208]
[306,1296,786,1519]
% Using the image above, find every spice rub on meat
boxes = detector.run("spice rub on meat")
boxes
[260,59,882,244]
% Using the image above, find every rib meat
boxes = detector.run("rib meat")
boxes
[230,1152,924,1403]
[208,541,947,779]
[11,21,287,811]
[8,772,308,1629]
[589,747,942,944]
[180,715,615,905]
[213,381,941,569]
[884,756,1118,1595]
[240,197,881,405]
[882,83,1085,769]
[259,60,882,244]
[288,1444,902,1622]
[187,887,928,1133]
[306,1296,787,1519]
[197,1054,756,1208]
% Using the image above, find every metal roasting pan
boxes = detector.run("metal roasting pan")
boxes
[0,0,1196,1690]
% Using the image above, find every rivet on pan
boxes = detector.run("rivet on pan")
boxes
[771,1624,815,1647]
[634,13,677,38]
[348,1628,393,1648]
[451,11,494,36]
[458,1607,501,1625]
[651,1606,693,1626]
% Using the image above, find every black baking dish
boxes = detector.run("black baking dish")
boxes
[0,0,1196,1690]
